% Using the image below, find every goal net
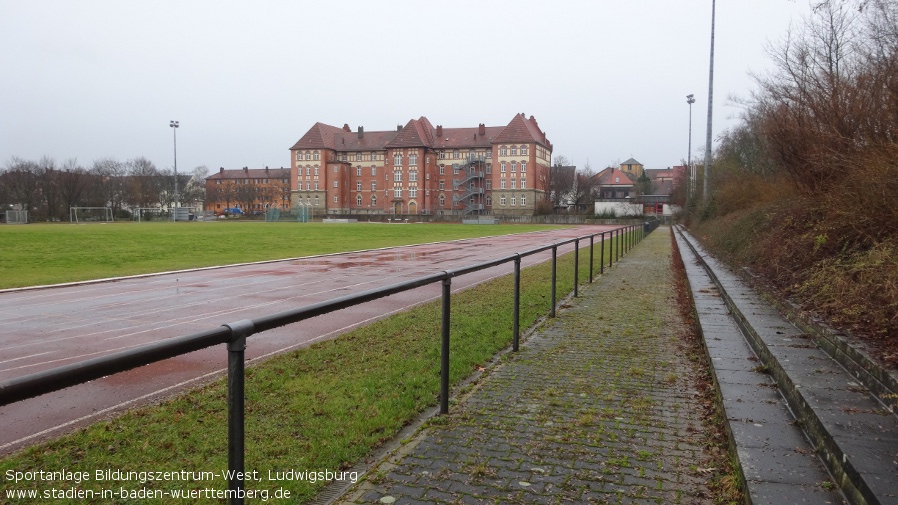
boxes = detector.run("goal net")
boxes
[133,207,166,222]
[70,207,114,223]
[3,210,28,224]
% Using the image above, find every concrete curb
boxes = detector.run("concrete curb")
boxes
[675,226,898,505]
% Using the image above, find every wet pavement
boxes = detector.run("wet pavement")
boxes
[337,227,724,504]
[0,226,617,455]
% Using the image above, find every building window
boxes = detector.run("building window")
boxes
[511,162,516,172]
[439,194,445,207]
[521,194,527,206]
[500,179,506,189]
[306,181,311,190]
[486,195,492,206]
[394,188,402,198]
[334,195,338,203]
[511,179,517,189]
[314,167,319,176]
[521,178,526,188]
[453,149,459,159]
[393,153,402,165]
[486,179,492,190]
[500,196,506,205]
[439,151,445,159]
[439,165,445,175]
[371,181,377,191]
[371,166,377,176]
[439,180,445,190]
[341,154,347,162]
[511,195,517,206]
[409,170,418,182]
[521,161,527,173]
[333,180,338,188]
[500,162,506,173]
[356,166,362,176]
[371,195,377,206]
[500,146,507,156]
[394,171,402,182]
[313,152,319,161]
[356,153,362,162]
[511,146,517,155]
[334,165,339,172]
[409,154,418,165]
[409,187,417,198]
[356,194,362,206]
[452,164,459,175]
[356,181,362,191]
[521,145,528,155]
[305,152,311,160]
[314,181,319,190]
[371,152,378,161]
[486,163,491,174]
[315,196,320,205]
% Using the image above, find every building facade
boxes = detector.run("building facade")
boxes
[289,114,553,216]
[204,167,291,215]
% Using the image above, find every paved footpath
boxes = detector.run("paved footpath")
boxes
[338,228,723,504]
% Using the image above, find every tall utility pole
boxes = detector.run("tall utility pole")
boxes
[687,94,696,198]
[703,0,715,201]
[170,120,179,220]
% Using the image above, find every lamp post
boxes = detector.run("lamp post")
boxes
[703,0,716,201]
[686,94,696,197]
[170,120,179,221]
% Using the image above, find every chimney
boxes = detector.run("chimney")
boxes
[358,126,364,139]
[243,167,249,175]
[343,124,351,132]
[265,167,269,174]
[479,123,486,136]
[397,124,402,131]
[436,125,442,137]
[219,167,224,174]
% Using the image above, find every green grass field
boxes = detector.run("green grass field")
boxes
[0,221,559,289]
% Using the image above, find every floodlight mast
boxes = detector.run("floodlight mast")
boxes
[170,120,179,221]
[687,94,696,197]
[703,0,715,201]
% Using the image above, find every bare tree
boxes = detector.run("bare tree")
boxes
[91,158,128,216]
[126,157,161,208]
[571,161,599,212]
[58,158,92,218]
[3,157,40,221]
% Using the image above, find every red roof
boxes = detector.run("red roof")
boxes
[206,168,290,181]
[493,113,550,147]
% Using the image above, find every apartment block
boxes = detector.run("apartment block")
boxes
[204,167,291,215]
[289,114,553,216]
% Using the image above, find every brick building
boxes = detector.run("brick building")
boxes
[289,114,553,216]
[204,167,291,215]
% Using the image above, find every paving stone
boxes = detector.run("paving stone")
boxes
[338,230,725,504]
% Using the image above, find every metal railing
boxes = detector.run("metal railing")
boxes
[0,222,657,503]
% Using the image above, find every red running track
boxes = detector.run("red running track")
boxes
[0,226,618,454]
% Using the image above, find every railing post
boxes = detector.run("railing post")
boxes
[600,232,605,275]
[550,245,557,317]
[606,232,612,270]
[573,239,580,298]
[225,319,254,505]
[589,235,594,282]
[513,255,521,352]
[440,275,451,415]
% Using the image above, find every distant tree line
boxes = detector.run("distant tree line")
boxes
[0,156,208,222]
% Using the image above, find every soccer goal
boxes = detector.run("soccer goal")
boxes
[70,207,114,223]
[132,207,166,223]
[3,210,28,224]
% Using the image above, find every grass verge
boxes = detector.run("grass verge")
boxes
[0,233,632,504]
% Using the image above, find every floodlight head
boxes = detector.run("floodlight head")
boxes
[686,95,695,104]
[170,120,179,128]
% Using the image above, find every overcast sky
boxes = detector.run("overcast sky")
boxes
[0,0,813,175]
